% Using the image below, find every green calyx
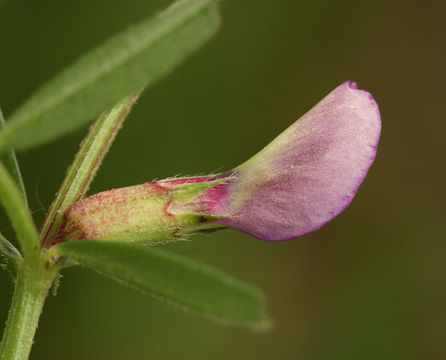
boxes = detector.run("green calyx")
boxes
[59,177,231,245]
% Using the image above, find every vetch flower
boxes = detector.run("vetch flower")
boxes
[57,81,381,245]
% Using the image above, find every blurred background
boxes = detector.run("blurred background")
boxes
[0,0,445,359]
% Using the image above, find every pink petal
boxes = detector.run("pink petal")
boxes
[219,81,381,241]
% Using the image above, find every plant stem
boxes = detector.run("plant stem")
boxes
[0,106,27,206]
[0,161,39,263]
[0,259,56,360]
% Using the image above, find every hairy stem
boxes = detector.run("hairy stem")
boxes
[0,259,56,360]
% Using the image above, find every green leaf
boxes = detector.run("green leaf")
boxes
[0,107,27,205]
[40,92,141,248]
[0,0,220,151]
[57,241,269,328]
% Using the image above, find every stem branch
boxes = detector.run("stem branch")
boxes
[40,92,141,248]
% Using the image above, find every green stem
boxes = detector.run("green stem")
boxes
[0,161,39,262]
[0,259,56,360]
[0,107,27,206]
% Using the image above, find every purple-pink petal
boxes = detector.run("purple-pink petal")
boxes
[217,81,381,241]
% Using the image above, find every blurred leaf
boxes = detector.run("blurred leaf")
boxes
[0,0,220,151]
[0,107,26,205]
[0,233,21,280]
[40,92,141,248]
[0,233,21,259]
[57,241,268,327]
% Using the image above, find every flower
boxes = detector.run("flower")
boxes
[57,81,381,244]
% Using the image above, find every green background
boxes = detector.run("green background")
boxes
[1,0,445,359]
